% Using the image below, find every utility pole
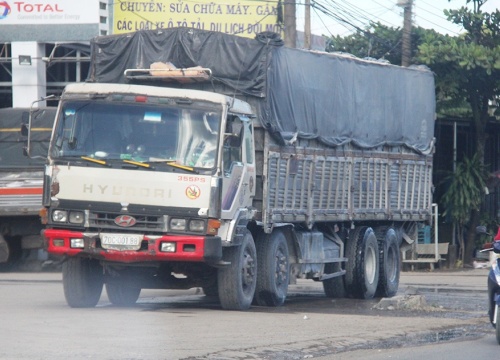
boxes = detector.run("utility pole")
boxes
[305,0,311,49]
[284,0,296,48]
[397,0,413,66]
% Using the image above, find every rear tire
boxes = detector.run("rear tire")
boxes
[375,227,400,297]
[254,231,290,307]
[62,257,103,308]
[218,231,257,310]
[106,282,141,306]
[345,227,379,299]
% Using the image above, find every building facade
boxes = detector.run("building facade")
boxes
[0,0,110,108]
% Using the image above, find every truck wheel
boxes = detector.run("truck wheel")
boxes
[345,227,379,299]
[323,262,346,298]
[496,304,500,345]
[0,235,22,272]
[62,257,103,308]
[375,227,400,298]
[218,231,257,310]
[105,282,141,306]
[254,230,289,307]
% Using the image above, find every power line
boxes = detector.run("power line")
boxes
[309,0,404,58]
[415,0,462,35]
[305,0,464,37]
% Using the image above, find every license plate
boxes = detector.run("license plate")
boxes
[100,233,143,251]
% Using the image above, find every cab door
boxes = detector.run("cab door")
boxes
[220,116,255,220]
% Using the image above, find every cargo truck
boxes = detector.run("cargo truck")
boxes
[0,107,56,270]
[25,29,435,310]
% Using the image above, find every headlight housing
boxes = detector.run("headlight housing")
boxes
[51,210,85,224]
[52,210,68,223]
[170,218,187,231]
[169,218,207,234]
[69,211,85,224]
[189,219,205,232]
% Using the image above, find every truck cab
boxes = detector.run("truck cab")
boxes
[41,83,258,309]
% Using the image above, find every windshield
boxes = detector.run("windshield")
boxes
[50,100,222,169]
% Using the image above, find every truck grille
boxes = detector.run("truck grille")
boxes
[88,211,165,232]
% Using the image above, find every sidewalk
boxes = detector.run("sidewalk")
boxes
[399,268,489,292]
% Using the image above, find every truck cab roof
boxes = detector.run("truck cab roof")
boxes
[62,82,254,116]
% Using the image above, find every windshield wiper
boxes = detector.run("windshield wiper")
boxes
[80,156,110,167]
[166,162,197,173]
[142,159,198,173]
[122,159,155,170]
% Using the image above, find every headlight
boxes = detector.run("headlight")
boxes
[52,210,68,223]
[160,242,176,252]
[170,218,186,231]
[70,238,84,248]
[69,211,85,224]
[189,219,205,232]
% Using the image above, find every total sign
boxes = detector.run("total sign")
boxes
[0,0,98,24]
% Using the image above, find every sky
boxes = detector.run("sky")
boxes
[295,0,500,37]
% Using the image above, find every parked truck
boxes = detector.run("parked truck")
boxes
[0,107,56,270]
[26,28,435,310]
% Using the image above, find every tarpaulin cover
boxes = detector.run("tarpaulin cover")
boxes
[87,28,436,154]
[88,28,270,97]
[0,107,56,167]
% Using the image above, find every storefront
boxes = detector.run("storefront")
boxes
[0,0,109,108]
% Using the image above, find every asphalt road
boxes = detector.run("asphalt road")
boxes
[326,333,499,360]
[0,268,492,359]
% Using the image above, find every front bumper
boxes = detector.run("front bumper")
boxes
[42,228,222,264]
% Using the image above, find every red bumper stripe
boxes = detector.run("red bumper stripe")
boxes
[43,229,208,263]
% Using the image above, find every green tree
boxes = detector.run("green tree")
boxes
[325,22,434,66]
[326,0,500,265]
[441,154,487,263]
[417,0,500,265]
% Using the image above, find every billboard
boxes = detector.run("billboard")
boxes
[113,0,283,38]
[0,0,99,25]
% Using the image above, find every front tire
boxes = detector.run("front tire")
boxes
[105,282,141,306]
[254,230,290,307]
[345,227,379,299]
[62,257,103,308]
[496,304,500,345]
[375,227,400,297]
[218,231,257,310]
[0,235,22,272]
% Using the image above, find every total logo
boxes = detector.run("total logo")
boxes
[0,1,64,19]
[0,1,11,20]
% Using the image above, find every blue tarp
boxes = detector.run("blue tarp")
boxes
[88,28,436,154]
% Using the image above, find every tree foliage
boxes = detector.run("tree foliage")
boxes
[417,0,500,265]
[441,154,488,262]
[417,3,500,120]
[326,0,500,265]
[325,22,433,66]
